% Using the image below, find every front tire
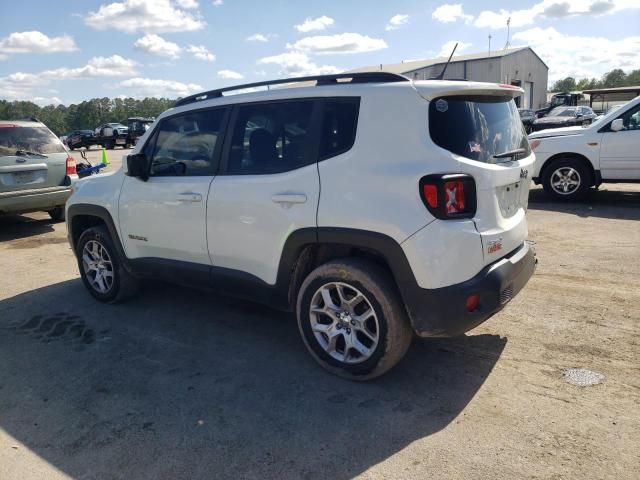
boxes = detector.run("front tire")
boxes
[296,259,412,380]
[76,226,139,303]
[542,157,591,201]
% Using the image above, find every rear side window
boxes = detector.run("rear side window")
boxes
[226,100,315,175]
[319,98,359,159]
[148,108,226,176]
[429,96,530,163]
[0,126,66,156]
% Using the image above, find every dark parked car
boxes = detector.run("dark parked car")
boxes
[518,109,536,133]
[531,106,597,132]
[66,129,96,150]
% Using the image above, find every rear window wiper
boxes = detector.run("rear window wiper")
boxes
[15,149,48,158]
[493,148,526,160]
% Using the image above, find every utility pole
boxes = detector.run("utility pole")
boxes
[488,34,492,57]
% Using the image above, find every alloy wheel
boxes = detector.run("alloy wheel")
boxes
[82,240,114,294]
[309,282,380,364]
[550,167,581,195]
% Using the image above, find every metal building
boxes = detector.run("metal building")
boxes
[349,47,549,109]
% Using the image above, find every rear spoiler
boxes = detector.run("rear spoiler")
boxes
[413,81,524,101]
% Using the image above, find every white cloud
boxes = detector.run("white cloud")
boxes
[0,72,49,100]
[437,40,472,57]
[43,55,138,79]
[432,4,473,23]
[258,52,341,77]
[32,96,63,106]
[186,45,215,62]
[246,33,269,42]
[295,15,334,33]
[116,77,203,98]
[513,27,640,81]
[212,0,223,5]
[474,0,640,29]
[385,14,409,31]
[218,69,243,79]
[84,0,205,33]
[134,34,182,59]
[287,33,387,55]
[175,0,198,8]
[0,31,77,57]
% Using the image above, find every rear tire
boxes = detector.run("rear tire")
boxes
[76,226,139,303]
[542,157,591,201]
[296,258,413,380]
[48,206,65,222]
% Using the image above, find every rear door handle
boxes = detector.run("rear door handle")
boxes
[177,192,202,202]
[272,193,307,204]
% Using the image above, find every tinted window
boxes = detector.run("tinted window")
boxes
[148,109,225,176]
[0,126,66,156]
[429,95,530,163]
[226,101,315,175]
[320,98,359,159]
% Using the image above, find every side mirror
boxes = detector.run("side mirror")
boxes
[126,153,149,181]
[610,118,624,132]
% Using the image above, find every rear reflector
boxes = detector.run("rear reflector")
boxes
[66,155,76,175]
[466,294,480,312]
[419,174,476,220]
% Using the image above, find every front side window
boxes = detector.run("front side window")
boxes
[429,95,531,163]
[319,98,359,159]
[226,100,315,175]
[0,126,66,156]
[148,108,225,176]
[618,104,640,131]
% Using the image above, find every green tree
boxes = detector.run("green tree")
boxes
[551,77,577,92]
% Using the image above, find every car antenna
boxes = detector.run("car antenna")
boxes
[435,42,458,80]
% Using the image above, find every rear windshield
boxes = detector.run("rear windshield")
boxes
[549,107,576,117]
[0,126,66,156]
[429,95,530,163]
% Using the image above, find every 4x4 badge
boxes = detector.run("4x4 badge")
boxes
[520,169,528,179]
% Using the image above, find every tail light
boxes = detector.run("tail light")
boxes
[419,174,476,219]
[66,155,77,175]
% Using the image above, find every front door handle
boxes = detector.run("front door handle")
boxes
[272,193,307,204]
[177,192,202,202]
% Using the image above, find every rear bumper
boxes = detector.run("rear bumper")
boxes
[402,241,536,337]
[0,186,72,215]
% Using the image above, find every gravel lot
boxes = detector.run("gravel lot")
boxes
[0,177,639,479]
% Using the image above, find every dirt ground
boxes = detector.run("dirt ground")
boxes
[0,179,638,479]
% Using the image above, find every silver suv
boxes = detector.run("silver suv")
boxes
[0,119,77,221]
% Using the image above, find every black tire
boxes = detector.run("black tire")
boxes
[541,156,592,201]
[76,226,139,304]
[48,206,65,222]
[296,258,413,380]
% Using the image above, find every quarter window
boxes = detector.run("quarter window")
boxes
[319,98,359,159]
[148,109,225,177]
[226,101,315,175]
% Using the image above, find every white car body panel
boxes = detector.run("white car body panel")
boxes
[207,165,319,285]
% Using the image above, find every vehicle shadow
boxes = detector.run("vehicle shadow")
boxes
[0,214,58,242]
[0,280,506,480]
[528,186,640,220]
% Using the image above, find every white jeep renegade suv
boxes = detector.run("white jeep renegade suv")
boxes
[66,73,536,380]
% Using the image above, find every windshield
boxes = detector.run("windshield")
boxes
[429,95,530,163]
[0,126,66,156]
[549,108,577,117]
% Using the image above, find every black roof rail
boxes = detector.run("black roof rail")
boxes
[174,72,409,107]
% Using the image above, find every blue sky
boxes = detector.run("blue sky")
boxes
[1,0,639,105]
